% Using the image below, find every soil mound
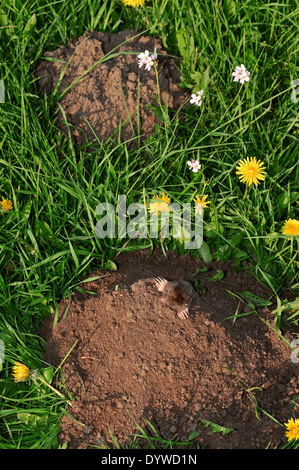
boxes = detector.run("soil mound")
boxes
[39,249,299,449]
[36,30,188,146]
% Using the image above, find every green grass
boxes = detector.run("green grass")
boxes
[0,0,298,449]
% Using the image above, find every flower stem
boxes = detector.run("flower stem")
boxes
[243,183,250,200]
[220,84,243,124]
[37,376,70,402]
[179,171,201,197]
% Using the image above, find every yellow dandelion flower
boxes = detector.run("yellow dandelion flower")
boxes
[148,192,171,216]
[0,198,13,211]
[193,195,211,215]
[12,362,30,383]
[281,218,299,237]
[285,418,299,441]
[12,361,68,399]
[120,0,148,7]
[236,157,267,187]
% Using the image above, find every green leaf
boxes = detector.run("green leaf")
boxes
[223,0,237,18]
[147,104,165,123]
[80,275,106,283]
[42,366,54,384]
[22,200,32,222]
[201,419,234,436]
[104,260,117,271]
[191,67,210,92]
[17,412,48,427]
[0,177,10,194]
[229,231,244,247]
[0,8,9,36]
[198,241,213,264]
[204,221,224,239]
[241,291,272,307]
[178,29,195,60]
[56,261,65,278]
[24,242,37,256]
[277,192,289,209]
[176,225,192,244]
[176,29,188,58]
[256,268,280,292]
[276,191,299,218]
[187,430,201,441]
[17,412,31,426]
[210,269,224,281]
[39,220,53,238]
[23,13,37,35]
[68,239,79,271]
[192,267,208,276]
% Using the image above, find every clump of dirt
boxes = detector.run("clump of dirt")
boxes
[39,249,299,449]
[35,30,188,146]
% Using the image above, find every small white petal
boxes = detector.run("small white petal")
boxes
[151,47,157,60]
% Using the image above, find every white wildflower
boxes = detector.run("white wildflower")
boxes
[190,90,205,106]
[232,64,250,84]
[187,159,201,173]
[137,48,157,71]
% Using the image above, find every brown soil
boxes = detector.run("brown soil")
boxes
[35,30,188,146]
[39,249,299,449]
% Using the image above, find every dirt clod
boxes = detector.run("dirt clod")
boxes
[36,30,188,146]
[39,249,299,449]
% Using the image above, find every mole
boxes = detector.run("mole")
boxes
[155,277,200,319]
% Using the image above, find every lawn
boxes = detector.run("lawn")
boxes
[0,0,298,449]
